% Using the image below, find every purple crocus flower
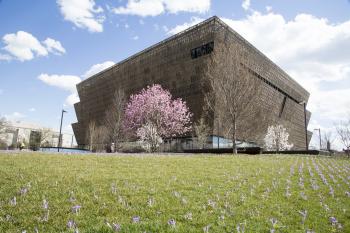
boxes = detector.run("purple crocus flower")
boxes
[67,219,76,229]
[203,225,210,232]
[10,196,16,206]
[72,205,81,214]
[168,219,176,227]
[112,223,121,232]
[20,187,28,195]
[132,216,140,223]
[329,216,338,225]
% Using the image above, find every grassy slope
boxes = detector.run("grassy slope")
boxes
[0,153,349,232]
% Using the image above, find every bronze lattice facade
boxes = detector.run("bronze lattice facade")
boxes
[72,16,311,150]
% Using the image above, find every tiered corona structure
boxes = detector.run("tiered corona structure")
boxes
[72,16,311,150]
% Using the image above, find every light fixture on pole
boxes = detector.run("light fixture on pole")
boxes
[58,109,67,152]
[298,101,308,151]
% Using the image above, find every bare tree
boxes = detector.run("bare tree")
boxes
[86,120,108,152]
[322,130,335,151]
[94,125,108,152]
[193,115,210,149]
[205,42,273,154]
[87,120,96,151]
[336,120,350,157]
[39,127,54,146]
[104,89,126,152]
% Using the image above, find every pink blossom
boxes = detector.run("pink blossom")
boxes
[123,84,192,151]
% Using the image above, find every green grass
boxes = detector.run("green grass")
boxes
[0,153,349,232]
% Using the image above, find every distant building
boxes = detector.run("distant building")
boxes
[73,16,312,150]
[0,120,75,149]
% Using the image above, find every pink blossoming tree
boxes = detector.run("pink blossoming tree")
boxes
[123,84,192,152]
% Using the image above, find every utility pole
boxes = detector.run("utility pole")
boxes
[58,109,67,152]
[71,134,74,148]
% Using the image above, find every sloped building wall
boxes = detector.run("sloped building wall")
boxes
[210,18,311,149]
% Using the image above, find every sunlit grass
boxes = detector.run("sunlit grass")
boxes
[0,153,349,232]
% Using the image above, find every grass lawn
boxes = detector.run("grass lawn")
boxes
[0,153,349,232]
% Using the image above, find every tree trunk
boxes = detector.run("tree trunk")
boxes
[113,139,118,153]
[232,117,237,154]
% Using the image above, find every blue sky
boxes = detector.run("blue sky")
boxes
[1,0,350,149]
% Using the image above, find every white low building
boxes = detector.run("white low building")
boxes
[0,120,76,149]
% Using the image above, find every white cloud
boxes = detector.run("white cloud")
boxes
[164,0,210,14]
[124,23,130,29]
[5,112,26,120]
[242,0,251,11]
[82,61,115,79]
[0,53,12,61]
[65,92,80,106]
[38,73,81,92]
[167,16,204,35]
[1,31,65,61]
[57,0,105,33]
[112,0,210,17]
[38,73,81,106]
[132,35,139,40]
[29,108,36,112]
[2,31,47,61]
[43,38,66,55]
[218,11,350,148]
[39,61,115,106]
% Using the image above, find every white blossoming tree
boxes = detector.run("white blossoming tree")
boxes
[136,122,163,152]
[264,124,293,151]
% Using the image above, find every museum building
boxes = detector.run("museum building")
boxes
[72,16,312,151]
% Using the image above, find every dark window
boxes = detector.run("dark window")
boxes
[191,41,214,59]
[279,96,287,118]
[191,49,197,59]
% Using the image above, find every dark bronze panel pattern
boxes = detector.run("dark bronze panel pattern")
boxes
[73,16,311,150]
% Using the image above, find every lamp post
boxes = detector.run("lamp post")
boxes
[314,128,322,150]
[58,109,67,152]
[299,101,308,151]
